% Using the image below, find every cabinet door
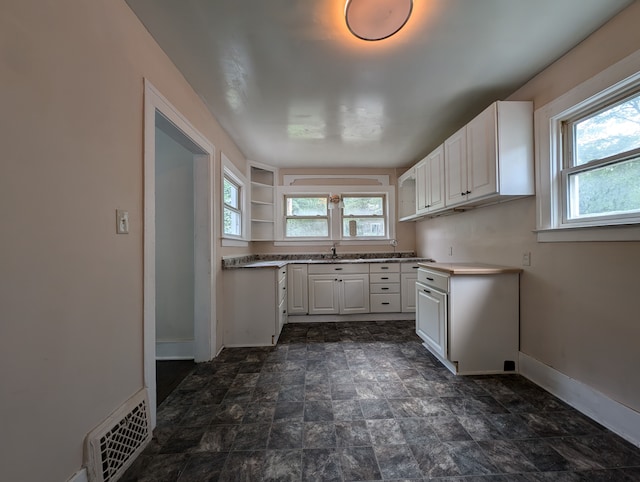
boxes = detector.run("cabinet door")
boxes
[287,264,308,314]
[466,103,497,201]
[308,275,339,314]
[427,145,445,211]
[415,160,429,215]
[339,274,370,314]
[444,126,467,207]
[416,284,447,358]
[401,273,417,312]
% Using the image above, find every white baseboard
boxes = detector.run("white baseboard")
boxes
[156,340,194,360]
[66,468,88,482]
[519,352,640,448]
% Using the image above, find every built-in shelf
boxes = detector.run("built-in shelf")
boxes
[250,164,276,241]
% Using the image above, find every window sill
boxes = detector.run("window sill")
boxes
[535,224,640,242]
[221,238,249,247]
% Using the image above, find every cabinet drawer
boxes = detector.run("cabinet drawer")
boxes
[401,263,421,273]
[370,294,401,312]
[278,275,287,302]
[370,283,400,294]
[417,269,449,292]
[370,273,400,283]
[308,263,368,275]
[369,263,400,273]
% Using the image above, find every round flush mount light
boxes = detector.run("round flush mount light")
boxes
[345,0,413,41]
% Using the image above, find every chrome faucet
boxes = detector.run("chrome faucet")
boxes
[330,243,338,259]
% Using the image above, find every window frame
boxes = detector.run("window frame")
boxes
[341,194,388,239]
[284,194,330,239]
[276,185,395,245]
[534,51,640,242]
[221,154,248,245]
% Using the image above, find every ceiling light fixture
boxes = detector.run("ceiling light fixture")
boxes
[345,0,413,41]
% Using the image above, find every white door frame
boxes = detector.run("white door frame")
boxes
[143,79,216,427]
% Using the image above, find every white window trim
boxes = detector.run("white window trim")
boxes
[535,48,640,242]
[275,185,396,246]
[221,153,248,246]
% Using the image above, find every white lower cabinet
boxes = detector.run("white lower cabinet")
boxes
[223,266,287,346]
[416,284,446,358]
[400,262,421,312]
[287,264,308,314]
[416,265,520,375]
[308,264,369,315]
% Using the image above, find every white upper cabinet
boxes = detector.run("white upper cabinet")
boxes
[400,100,534,220]
[397,166,417,221]
[445,101,534,208]
[416,145,445,215]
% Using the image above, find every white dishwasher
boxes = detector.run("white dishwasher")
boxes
[416,263,521,375]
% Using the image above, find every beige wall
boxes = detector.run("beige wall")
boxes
[0,0,246,480]
[416,2,640,413]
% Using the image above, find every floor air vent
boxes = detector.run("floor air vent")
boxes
[84,389,152,482]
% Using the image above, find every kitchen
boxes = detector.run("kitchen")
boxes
[2,1,640,481]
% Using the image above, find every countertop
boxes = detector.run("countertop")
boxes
[417,262,523,275]
[229,257,435,269]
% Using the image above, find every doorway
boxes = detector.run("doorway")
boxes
[143,80,216,427]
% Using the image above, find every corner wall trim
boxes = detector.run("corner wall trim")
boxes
[519,352,640,448]
[66,468,88,482]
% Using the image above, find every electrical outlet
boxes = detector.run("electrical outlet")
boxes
[448,246,453,256]
[522,252,531,266]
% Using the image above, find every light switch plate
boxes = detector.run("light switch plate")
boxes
[522,252,531,266]
[116,209,129,234]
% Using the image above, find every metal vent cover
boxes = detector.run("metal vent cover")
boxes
[84,389,151,482]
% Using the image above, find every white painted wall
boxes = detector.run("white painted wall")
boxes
[416,2,640,417]
[155,127,195,348]
[0,1,246,480]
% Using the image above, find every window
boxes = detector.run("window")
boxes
[342,195,386,238]
[223,175,242,237]
[285,196,329,238]
[535,57,640,241]
[562,90,640,224]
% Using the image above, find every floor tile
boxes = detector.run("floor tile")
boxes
[123,321,640,481]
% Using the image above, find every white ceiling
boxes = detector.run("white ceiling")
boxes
[126,0,633,169]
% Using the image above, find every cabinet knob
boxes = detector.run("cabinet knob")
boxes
[461,192,466,196]
[423,289,431,293]
[466,190,471,194]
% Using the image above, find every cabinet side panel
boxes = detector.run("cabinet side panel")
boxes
[497,101,534,195]
[449,274,519,373]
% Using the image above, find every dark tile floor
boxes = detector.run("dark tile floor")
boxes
[123,321,640,481]
[157,360,196,405]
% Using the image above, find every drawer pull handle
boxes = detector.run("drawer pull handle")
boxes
[381,287,389,290]
[423,289,431,293]
[381,267,389,270]
[426,277,434,281]
[381,277,389,280]
[382,302,390,305]
[283,286,286,290]
[334,267,343,270]
[412,266,419,269]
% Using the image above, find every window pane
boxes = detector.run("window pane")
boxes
[343,196,384,216]
[286,218,328,237]
[342,218,385,237]
[224,207,241,236]
[574,92,640,165]
[568,157,640,219]
[224,178,239,208]
[286,197,327,216]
